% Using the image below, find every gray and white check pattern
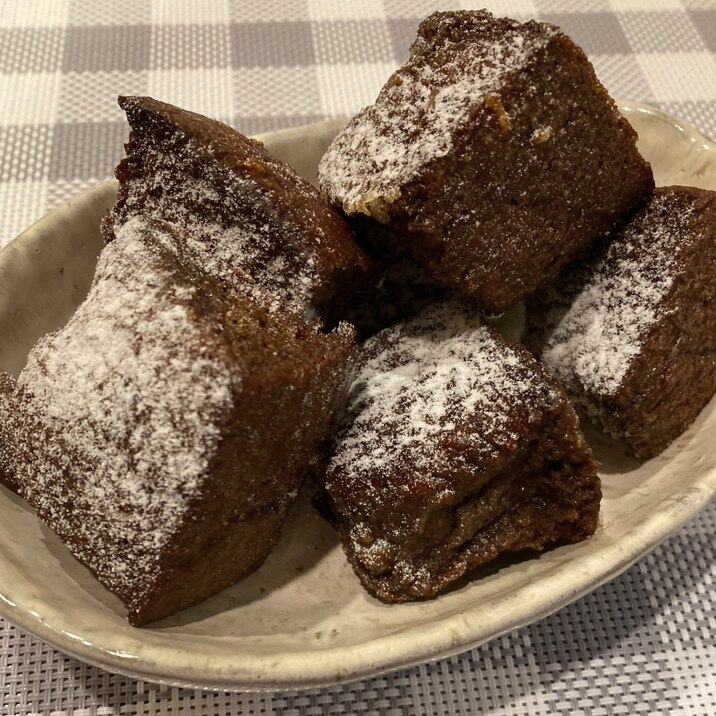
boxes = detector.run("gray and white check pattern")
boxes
[2,0,716,248]
[1,1,715,714]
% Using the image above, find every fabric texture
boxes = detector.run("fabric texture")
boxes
[0,0,714,714]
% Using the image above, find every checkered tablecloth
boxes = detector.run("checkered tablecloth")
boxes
[1,1,715,714]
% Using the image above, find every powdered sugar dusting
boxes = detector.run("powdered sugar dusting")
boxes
[328,300,558,489]
[539,191,698,397]
[325,300,565,590]
[6,217,234,599]
[318,10,556,217]
[117,137,321,321]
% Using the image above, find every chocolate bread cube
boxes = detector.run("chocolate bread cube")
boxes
[319,301,600,603]
[526,186,716,459]
[104,96,372,327]
[0,217,355,625]
[318,10,653,313]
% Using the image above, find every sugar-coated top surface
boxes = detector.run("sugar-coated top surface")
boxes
[111,96,369,324]
[326,300,559,500]
[121,149,320,318]
[5,217,234,600]
[318,10,556,217]
[538,189,699,398]
[118,132,323,321]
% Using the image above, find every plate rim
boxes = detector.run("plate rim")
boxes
[1,99,715,691]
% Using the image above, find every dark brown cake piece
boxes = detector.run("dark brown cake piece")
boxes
[318,10,653,313]
[525,186,716,459]
[0,216,355,625]
[319,301,600,603]
[104,96,373,327]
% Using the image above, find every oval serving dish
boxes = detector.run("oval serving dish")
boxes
[0,101,714,691]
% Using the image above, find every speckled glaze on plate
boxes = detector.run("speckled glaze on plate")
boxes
[0,101,714,691]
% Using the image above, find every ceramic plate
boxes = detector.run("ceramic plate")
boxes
[0,101,715,691]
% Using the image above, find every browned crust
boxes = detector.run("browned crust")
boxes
[321,11,653,312]
[526,186,716,459]
[3,223,357,626]
[106,96,374,328]
[320,322,600,603]
[389,29,653,312]
[586,186,716,457]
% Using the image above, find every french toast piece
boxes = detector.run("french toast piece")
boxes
[526,186,716,458]
[105,96,373,327]
[320,301,600,602]
[319,10,653,313]
[1,217,355,625]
